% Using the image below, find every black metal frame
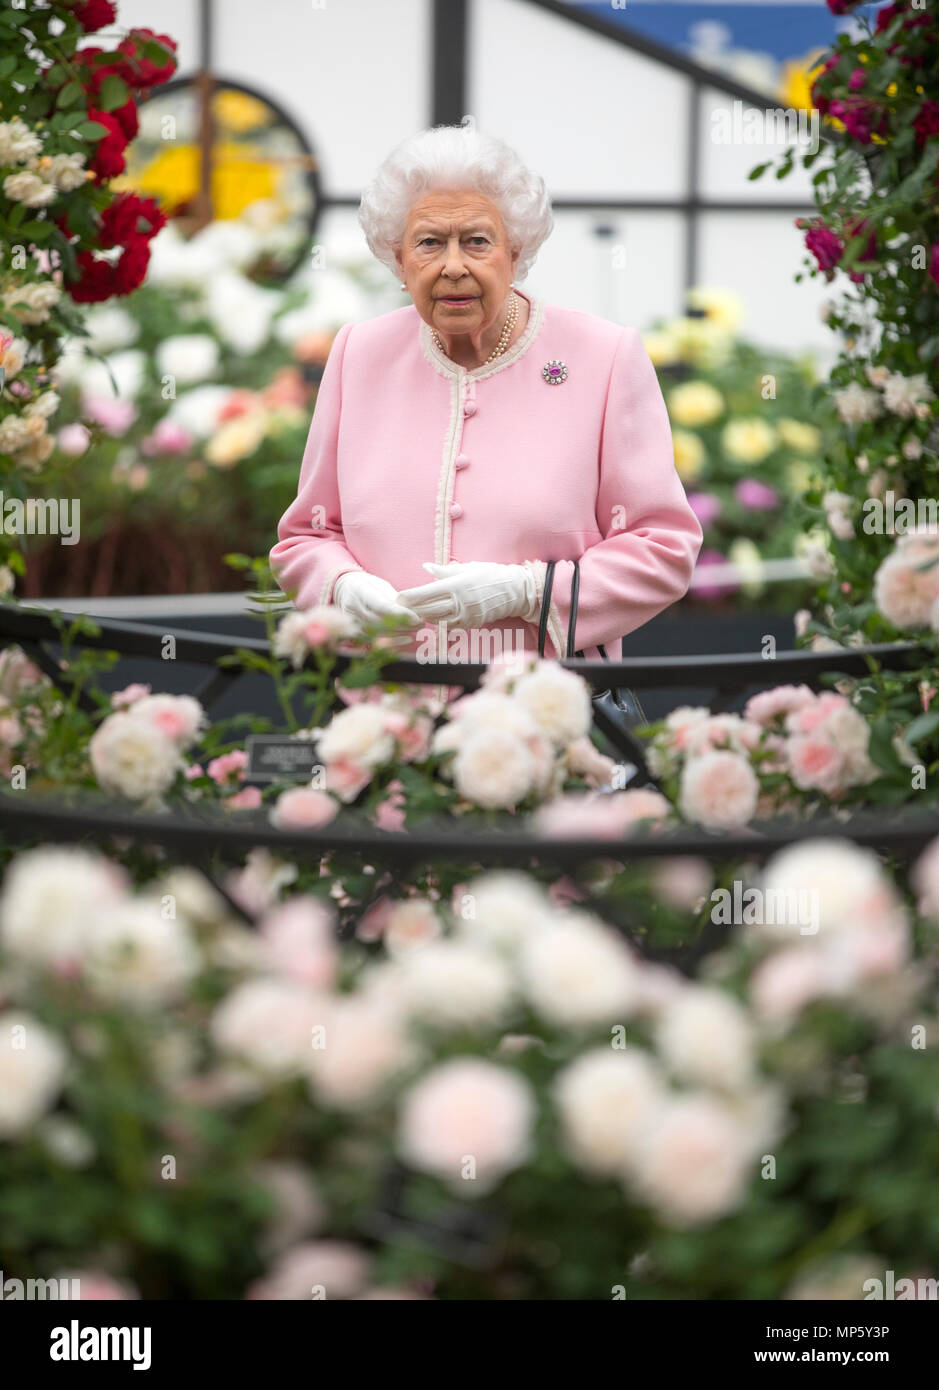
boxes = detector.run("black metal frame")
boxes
[183,0,818,297]
[2,600,936,959]
[2,601,928,713]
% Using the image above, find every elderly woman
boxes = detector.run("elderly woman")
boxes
[270,123,702,678]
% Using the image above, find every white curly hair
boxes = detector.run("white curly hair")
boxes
[357,119,554,283]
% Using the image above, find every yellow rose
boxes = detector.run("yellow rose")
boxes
[728,538,765,599]
[777,418,821,454]
[685,286,743,335]
[668,380,725,428]
[721,417,777,464]
[667,317,732,368]
[205,412,266,468]
[672,429,707,482]
[642,330,679,367]
[787,459,816,493]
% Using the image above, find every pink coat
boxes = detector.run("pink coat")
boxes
[270,287,703,674]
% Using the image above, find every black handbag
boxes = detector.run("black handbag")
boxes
[537,557,654,781]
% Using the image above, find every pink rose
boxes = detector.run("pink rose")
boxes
[372,778,406,832]
[270,786,339,830]
[111,682,151,709]
[787,734,844,793]
[140,419,193,456]
[82,394,138,435]
[258,896,337,988]
[225,786,262,810]
[57,423,91,455]
[207,749,249,786]
[356,894,395,942]
[324,757,371,803]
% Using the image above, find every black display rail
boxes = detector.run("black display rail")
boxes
[0,601,936,951]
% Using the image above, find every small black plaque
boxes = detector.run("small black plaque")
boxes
[245,735,320,782]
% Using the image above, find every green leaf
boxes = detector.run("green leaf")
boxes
[747,162,771,181]
[0,53,16,79]
[74,120,109,141]
[903,709,939,745]
[56,79,84,109]
[98,74,130,112]
[867,715,900,773]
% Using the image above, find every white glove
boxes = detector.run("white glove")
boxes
[333,570,422,625]
[396,560,539,627]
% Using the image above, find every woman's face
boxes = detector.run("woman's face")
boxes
[395,189,520,339]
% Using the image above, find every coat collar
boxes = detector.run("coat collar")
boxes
[418,289,545,381]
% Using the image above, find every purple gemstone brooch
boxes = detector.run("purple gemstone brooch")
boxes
[542,359,568,385]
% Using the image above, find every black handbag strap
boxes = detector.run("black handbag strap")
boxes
[537,559,555,658]
[538,557,610,664]
[569,558,609,664]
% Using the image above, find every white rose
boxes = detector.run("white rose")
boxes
[84,306,140,353]
[89,711,184,801]
[679,749,759,830]
[512,664,593,748]
[3,171,57,208]
[0,846,128,969]
[0,1011,68,1138]
[758,838,905,944]
[45,152,87,191]
[455,869,555,955]
[396,940,515,1031]
[156,334,221,386]
[306,994,415,1109]
[315,703,395,769]
[211,978,326,1076]
[554,1047,663,1176]
[78,349,145,402]
[397,1058,535,1193]
[520,912,641,1027]
[627,1091,753,1225]
[24,390,60,420]
[0,117,43,164]
[87,898,200,1008]
[655,985,756,1092]
[451,726,535,809]
[3,281,61,324]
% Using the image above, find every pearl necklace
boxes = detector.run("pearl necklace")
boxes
[431,291,519,365]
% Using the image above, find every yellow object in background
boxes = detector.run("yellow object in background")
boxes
[121,141,279,219]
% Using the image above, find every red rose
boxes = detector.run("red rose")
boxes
[914,101,939,146]
[68,250,119,303]
[804,226,844,274]
[828,97,888,144]
[875,1,901,31]
[99,192,166,248]
[111,99,139,142]
[85,107,128,182]
[845,217,877,283]
[70,0,117,32]
[114,239,152,295]
[809,54,840,115]
[116,28,178,87]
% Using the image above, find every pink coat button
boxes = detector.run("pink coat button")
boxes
[455,454,470,469]
[449,502,463,519]
[463,400,476,417]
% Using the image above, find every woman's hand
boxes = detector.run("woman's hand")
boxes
[333,571,422,625]
[396,561,539,627]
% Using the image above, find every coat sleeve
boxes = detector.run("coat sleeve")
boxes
[531,326,703,657]
[269,320,366,609]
